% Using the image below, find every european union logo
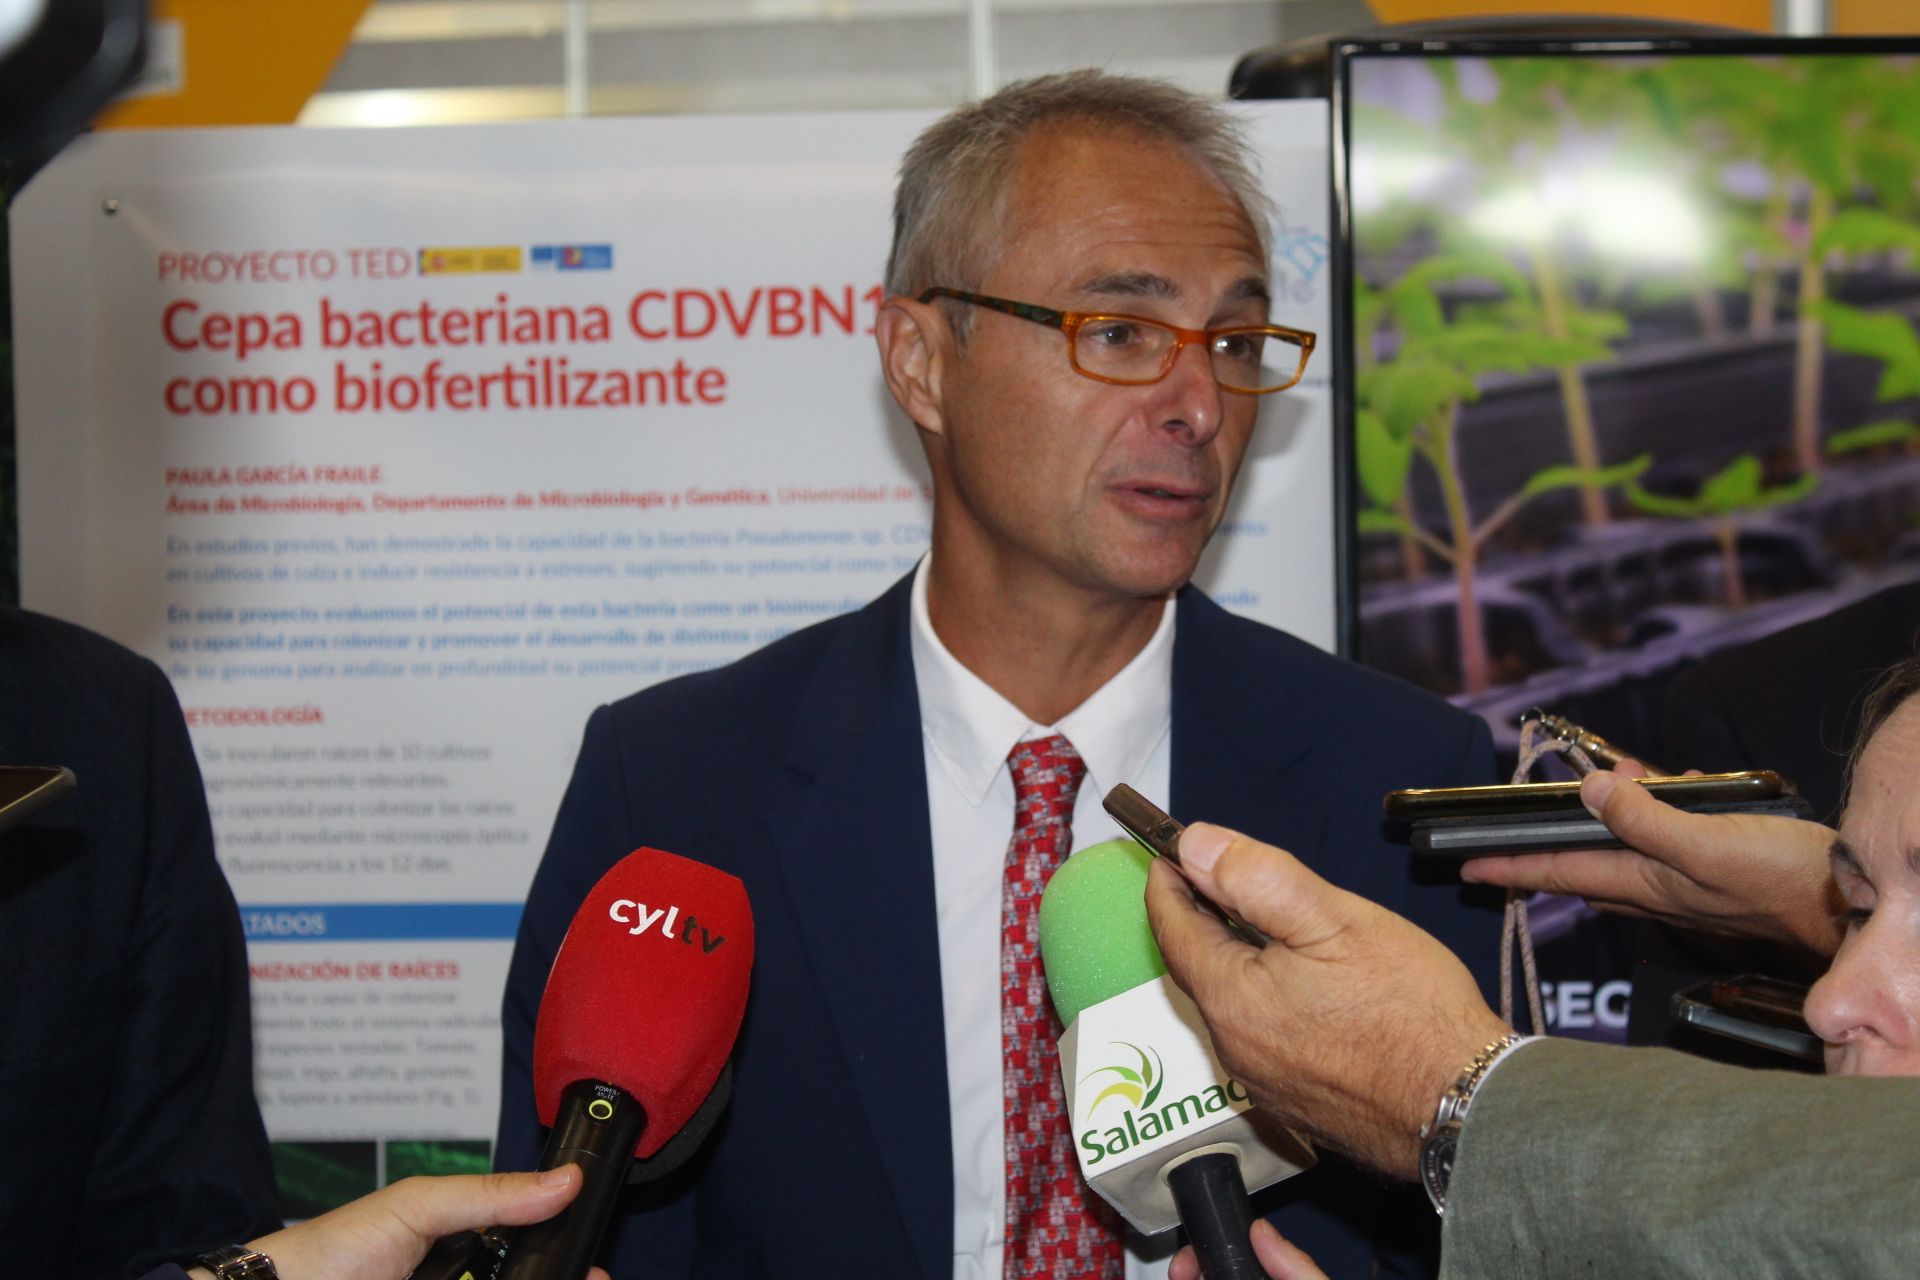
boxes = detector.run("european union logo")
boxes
[531,244,614,271]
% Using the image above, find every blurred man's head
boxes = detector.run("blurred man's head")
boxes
[875,71,1300,608]
[1804,653,1920,1076]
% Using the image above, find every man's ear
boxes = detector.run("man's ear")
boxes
[875,296,950,437]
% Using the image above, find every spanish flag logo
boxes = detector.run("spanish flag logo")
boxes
[418,246,523,275]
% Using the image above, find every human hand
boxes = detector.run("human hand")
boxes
[1145,824,1510,1181]
[1168,1219,1327,1280]
[192,1166,611,1280]
[1460,767,1843,959]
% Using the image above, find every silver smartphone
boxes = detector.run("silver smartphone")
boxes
[1672,974,1823,1064]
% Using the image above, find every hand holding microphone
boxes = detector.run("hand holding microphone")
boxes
[1170,1220,1326,1280]
[1145,823,1508,1183]
[188,1169,611,1280]
[1039,837,1313,1280]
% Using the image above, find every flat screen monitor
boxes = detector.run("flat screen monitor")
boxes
[1332,36,1920,1046]
[1333,36,1920,762]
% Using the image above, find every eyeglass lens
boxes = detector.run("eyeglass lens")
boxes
[1071,318,1305,391]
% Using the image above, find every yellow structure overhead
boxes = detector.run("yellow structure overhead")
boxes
[95,0,372,129]
[1370,0,1770,28]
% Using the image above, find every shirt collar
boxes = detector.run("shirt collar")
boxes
[909,556,1175,807]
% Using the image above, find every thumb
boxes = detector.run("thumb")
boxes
[1147,856,1246,1004]
[1251,1219,1331,1280]
[1179,823,1352,952]
[382,1167,585,1236]
[1582,772,1711,868]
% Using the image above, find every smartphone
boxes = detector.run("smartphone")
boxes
[1102,784,1267,947]
[0,765,75,834]
[1385,771,1812,860]
[1103,783,1188,863]
[1672,974,1823,1064]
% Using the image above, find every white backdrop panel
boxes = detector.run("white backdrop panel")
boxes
[10,102,1332,1147]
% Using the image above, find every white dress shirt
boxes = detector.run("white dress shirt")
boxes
[909,557,1176,1280]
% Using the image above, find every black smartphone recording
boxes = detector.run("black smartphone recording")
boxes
[1385,771,1812,860]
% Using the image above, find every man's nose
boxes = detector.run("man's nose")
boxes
[1154,338,1226,445]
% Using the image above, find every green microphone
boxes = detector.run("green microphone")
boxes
[1038,838,1165,1027]
[1038,838,1313,1279]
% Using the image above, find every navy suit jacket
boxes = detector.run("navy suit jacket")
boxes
[0,607,281,1278]
[498,577,1497,1279]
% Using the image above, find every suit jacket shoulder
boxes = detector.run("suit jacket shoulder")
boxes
[0,606,280,1278]
[1174,589,1486,754]
[1172,588,1496,898]
[1444,1038,1920,1278]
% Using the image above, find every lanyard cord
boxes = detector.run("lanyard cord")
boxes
[1498,719,1595,1034]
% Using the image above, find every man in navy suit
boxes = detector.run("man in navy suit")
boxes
[498,70,1497,1279]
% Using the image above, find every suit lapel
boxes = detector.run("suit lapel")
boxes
[765,577,951,1280]
[1170,588,1331,856]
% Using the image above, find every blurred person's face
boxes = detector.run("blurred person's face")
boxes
[1805,698,1920,1076]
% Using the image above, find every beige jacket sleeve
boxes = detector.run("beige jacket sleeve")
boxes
[1441,1037,1920,1279]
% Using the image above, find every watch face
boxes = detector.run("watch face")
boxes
[1420,1120,1462,1214]
[196,1246,279,1280]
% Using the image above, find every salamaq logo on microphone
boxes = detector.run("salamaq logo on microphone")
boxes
[1077,1040,1251,1168]
[1081,1042,1166,1120]
[1056,977,1315,1234]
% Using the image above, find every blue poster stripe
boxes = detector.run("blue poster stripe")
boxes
[240,903,523,941]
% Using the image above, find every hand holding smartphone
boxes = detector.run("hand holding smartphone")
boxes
[1385,771,1812,860]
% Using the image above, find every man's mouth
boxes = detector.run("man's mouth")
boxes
[1132,479,1206,497]
[1118,480,1212,513]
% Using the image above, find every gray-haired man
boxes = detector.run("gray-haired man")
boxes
[500,70,1498,1279]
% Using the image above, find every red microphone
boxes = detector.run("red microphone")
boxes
[498,846,754,1280]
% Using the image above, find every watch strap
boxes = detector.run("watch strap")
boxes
[192,1244,280,1280]
[1419,1032,1527,1214]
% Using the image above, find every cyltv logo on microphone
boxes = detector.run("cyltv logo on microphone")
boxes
[608,898,728,953]
[1077,1039,1251,1168]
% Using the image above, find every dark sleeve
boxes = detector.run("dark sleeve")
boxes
[496,705,698,1277]
[89,663,281,1280]
[134,1268,192,1280]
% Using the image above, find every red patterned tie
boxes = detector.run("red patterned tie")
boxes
[1003,735,1124,1280]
